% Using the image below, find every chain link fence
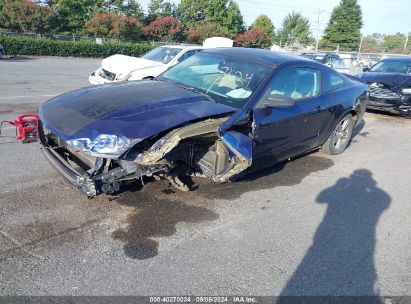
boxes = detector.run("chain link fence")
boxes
[0,30,196,46]
[2,30,409,76]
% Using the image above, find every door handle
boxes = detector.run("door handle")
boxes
[316,105,325,112]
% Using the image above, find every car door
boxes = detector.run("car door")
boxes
[317,68,353,144]
[252,65,332,165]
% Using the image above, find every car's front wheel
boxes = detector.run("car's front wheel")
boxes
[321,113,354,155]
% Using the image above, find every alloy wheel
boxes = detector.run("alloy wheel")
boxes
[333,118,352,150]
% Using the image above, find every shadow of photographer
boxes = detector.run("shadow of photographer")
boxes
[278,169,390,303]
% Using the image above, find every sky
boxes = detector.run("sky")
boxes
[139,0,410,36]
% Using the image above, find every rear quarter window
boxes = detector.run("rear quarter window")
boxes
[324,70,345,92]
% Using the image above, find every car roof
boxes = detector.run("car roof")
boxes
[382,56,411,62]
[161,45,203,50]
[202,47,311,66]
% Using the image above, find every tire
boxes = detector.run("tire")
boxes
[321,113,354,155]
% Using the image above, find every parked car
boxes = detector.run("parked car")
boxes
[301,53,350,73]
[353,54,379,68]
[39,48,368,197]
[357,56,411,116]
[326,57,351,74]
[301,53,318,61]
[301,53,341,64]
[89,37,234,85]
[89,45,203,85]
[0,43,4,59]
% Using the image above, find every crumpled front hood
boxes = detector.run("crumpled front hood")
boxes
[102,54,164,76]
[358,72,411,88]
[39,81,235,143]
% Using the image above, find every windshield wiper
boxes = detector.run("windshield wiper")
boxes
[175,84,216,103]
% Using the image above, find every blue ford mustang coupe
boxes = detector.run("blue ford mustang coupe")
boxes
[38,48,369,196]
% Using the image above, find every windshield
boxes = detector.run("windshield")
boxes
[142,47,182,64]
[159,52,272,109]
[370,60,411,74]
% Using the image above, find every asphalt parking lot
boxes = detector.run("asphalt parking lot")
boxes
[0,57,410,297]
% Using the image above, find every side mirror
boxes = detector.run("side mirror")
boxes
[263,94,296,108]
[362,67,370,72]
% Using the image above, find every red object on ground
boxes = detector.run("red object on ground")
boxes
[4,114,39,143]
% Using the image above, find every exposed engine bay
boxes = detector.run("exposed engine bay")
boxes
[39,117,251,197]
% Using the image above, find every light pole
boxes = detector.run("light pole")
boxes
[314,9,324,52]
[358,35,363,61]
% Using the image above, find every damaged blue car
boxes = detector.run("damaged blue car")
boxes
[38,48,369,196]
[358,56,411,116]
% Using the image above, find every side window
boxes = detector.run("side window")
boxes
[177,49,200,63]
[324,70,345,92]
[262,67,321,103]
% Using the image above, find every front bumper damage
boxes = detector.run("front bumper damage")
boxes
[41,146,98,196]
[41,143,170,197]
[89,67,116,85]
[367,85,411,116]
[39,117,253,197]
[39,125,170,197]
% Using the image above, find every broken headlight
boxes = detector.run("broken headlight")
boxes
[67,134,131,158]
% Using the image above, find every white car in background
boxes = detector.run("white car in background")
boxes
[89,37,233,85]
[89,45,202,84]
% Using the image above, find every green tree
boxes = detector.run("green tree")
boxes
[381,33,406,52]
[146,0,176,23]
[85,12,143,39]
[53,0,96,33]
[120,0,144,20]
[0,0,54,32]
[321,0,363,50]
[221,1,244,34]
[176,0,244,34]
[250,15,275,40]
[93,0,144,19]
[277,12,311,46]
[0,0,5,13]
[361,33,383,52]
[176,0,204,28]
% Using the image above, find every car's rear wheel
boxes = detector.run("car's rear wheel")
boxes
[321,113,354,155]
